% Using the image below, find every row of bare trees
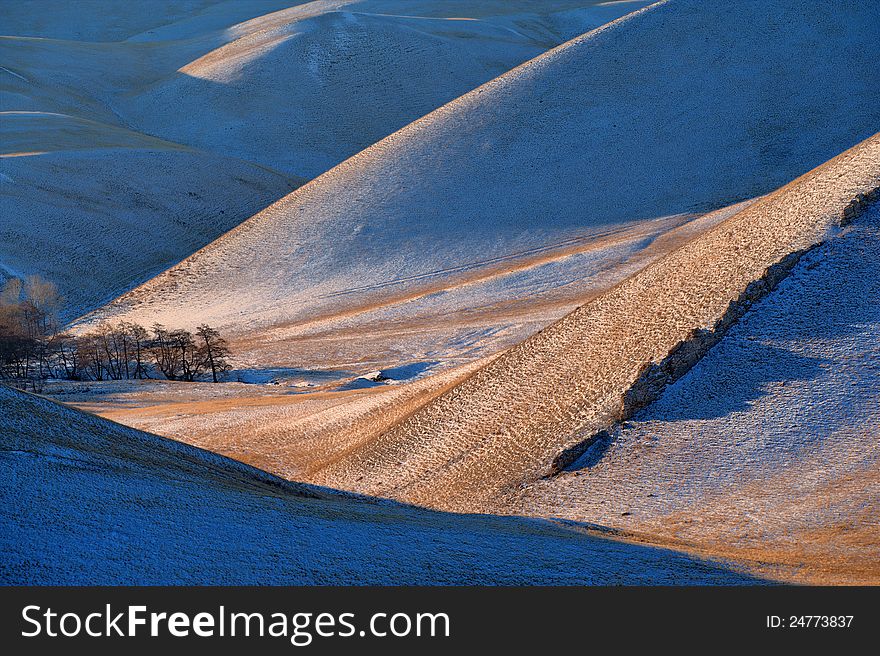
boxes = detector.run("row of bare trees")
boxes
[0,276,231,390]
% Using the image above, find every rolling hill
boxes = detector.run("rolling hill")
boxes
[516,200,880,585]
[0,1,297,42]
[0,111,298,314]
[0,384,760,584]
[117,0,652,178]
[86,0,880,370]
[309,133,880,514]
[5,0,878,587]
[3,1,639,316]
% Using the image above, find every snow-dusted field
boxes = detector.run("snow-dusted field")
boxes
[5,0,879,586]
[307,134,880,514]
[42,357,490,481]
[3,1,647,178]
[40,141,880,584]
[117,0,652,178]
[3,0,640,315]
[84,0,880,370]
[0,112,298,314]
[0,386,762,584]
[517,202,880,584]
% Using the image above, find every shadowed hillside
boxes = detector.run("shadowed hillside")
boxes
[0,385,762,584]
[517,201,880,585]
[119,0,651,178]
[0,112,299,314]
[3,1,640,315]
[4,0,877,588]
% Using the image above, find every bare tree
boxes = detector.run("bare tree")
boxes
[170,329,202,381]
[195,324,232,383]
[94,323,121,380]
[0,275,62,389]
[23,275,62,337]
[1,278,232,386]
[149,324,175,379]
[78,332,106,381]
[0,292,28,381]
[126,322,150,379]
[52,332,82,380]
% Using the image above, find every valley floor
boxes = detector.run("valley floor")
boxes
[44,207,739,480]
[5,0,879,586]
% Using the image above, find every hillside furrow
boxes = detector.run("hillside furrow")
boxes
[310,133,880,512]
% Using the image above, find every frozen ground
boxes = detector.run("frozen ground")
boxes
[86,0,880,369]
[309,134,880,514]
[517,201,880,584]
[0,385,763,584]
[45,210,752,483]
[0,1,298,42]
[45,139,880,585]
[6,0,879,586]
[43,357,492,481]
[3,1,647,178]
[3,1,642,315]
[0,112,298,314]
[118,0,653,178]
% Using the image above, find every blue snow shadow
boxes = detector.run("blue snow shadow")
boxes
[336,361,441,391]
[230,367,353,385]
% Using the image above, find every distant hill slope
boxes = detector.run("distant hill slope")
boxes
[1,0,642,178]
[118,0,651,178]
[309,133,880,512]
[0,1,298,42]
[89,0,880,352]
[0,385,760,584]
[0,112,299,315]
[1,1,643,315]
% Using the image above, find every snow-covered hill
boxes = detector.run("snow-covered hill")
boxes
[89,0,880,363]
[119,0,652,178]
[3,1,638,315]
[517,200,880,585]
[5,0,877,586]
[0,385,759,584]
[309,133,880,515]
[0,112,298,314]
[0,1,297,42]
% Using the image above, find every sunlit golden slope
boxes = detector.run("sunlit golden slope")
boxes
[310,134,880,514]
